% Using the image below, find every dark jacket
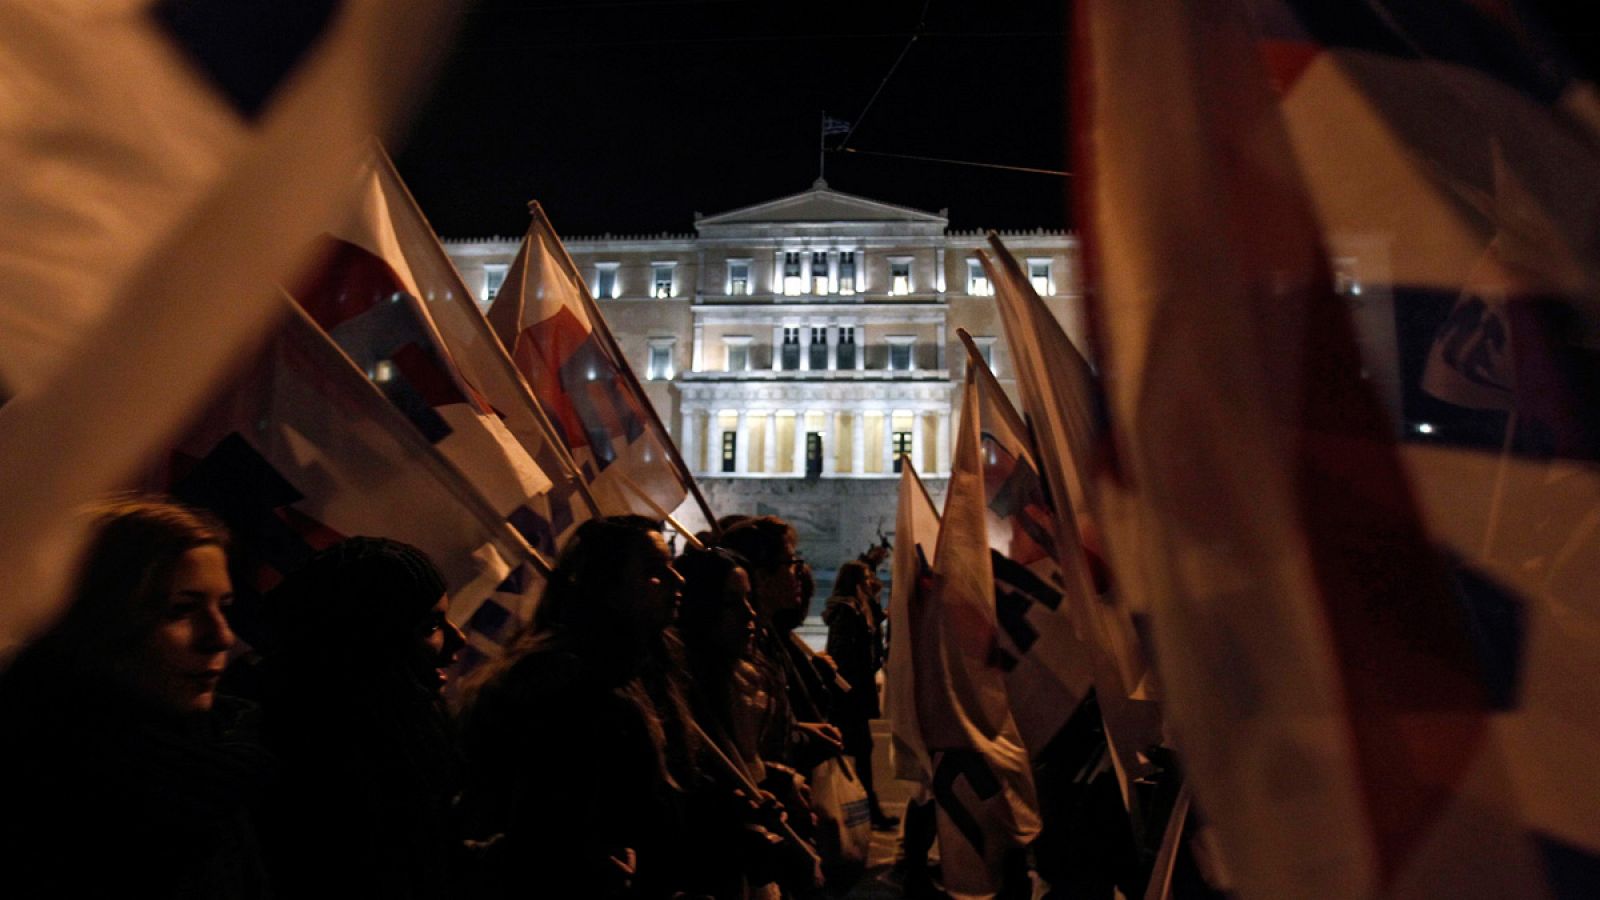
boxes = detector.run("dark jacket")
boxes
[823,593,881,721]
[458,639,685,898]
[0,652,273,899]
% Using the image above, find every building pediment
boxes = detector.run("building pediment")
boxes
[696,179,948,230]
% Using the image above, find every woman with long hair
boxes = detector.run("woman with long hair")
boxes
[0,496,271,898]
[255,537,466,899]
[457,516,691,898]
[675,546,822,898]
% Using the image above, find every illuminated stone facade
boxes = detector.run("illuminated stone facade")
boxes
[444,180,1086,571]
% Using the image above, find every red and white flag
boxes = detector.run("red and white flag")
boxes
[888,460,940,784]
[1077,1,1553,896]
[961,323,1160,808]
[487,204,694,521]
[158,301,528,630]
[960,335,1095,754]
[919,368,1040,898]
[1246,2,1600,891]
[292,149,567,539]
[981,240,1149,699]
[322,149,592,556]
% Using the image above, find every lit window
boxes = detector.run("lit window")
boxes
[728,260,750,296]
[783,252,804,296]
[721,432,738,473]
[1028,259,1052,295]
[812,252,829,295]
[647,340,674,380]
[967,260,992,296]
[890,260,912,296]
[484,264,508,303]
[892,432,912,472]
[837,326,856,369]
[838,252,856,295]
[724,337,752,372]
[887,337,914,371]
[652,263,675,299]
[595,263,619,299]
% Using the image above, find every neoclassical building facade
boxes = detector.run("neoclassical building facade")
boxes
[445,180,1088,569]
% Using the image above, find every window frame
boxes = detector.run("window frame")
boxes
[594,262,620,299]
[483,263,508,303]
[646,338,675,381]
[651,261,676,299]
[888,257,913,296]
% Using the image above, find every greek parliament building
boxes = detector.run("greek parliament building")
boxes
[444,180,1088,572]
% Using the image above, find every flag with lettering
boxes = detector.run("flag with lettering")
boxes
[293,149,556,526]
[1254,1,1600,463]
[972,240,1164,813]
[336,148,591,557]
[962,338,1095,753]
[487,204,691,519]
[158,301,529,634]
[887,460,940,784]
[919,368,1040,898]
[1076,1,1582,896]
[0,0,461,652]
[981,240,1149,700]
[962,326,1160,809]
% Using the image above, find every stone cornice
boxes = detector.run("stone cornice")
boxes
[676,378,956,406]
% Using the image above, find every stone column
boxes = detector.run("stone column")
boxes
[692,323,704,372]
[800,326,812,371]
[763,413,778,473]
[774,250,785,294]
[936,411,951,474]
[680,408,699,474]
[882,413,896,473]
[911,411,926,472]
[771,325,783,371]
[734,412,749,475]
[850,410,865,475]
[793,412,809,475]
[826,323,838,371]
[936,322,947,371]
[822,409,838,476]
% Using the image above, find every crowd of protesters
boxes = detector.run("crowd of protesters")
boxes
[0,497,909,899]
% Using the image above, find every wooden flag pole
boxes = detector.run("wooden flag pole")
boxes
[617,471,707,552]
[1142,782,1191,900]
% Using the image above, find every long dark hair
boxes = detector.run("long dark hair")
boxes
[673,547,756,746]
[44,495,229,663]
[832,560,872,600]
[466,516,698,787]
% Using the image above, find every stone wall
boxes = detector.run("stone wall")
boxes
[679,475,948,581]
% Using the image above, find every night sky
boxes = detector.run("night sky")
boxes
[395,0,1072,239]
[393,0,1598,241]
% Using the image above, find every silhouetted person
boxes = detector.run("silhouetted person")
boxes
[824,560,896,830]
[256,537,466,899]
[457,517,690,898]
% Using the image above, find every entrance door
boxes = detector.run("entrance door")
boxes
[805,432,823,477]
